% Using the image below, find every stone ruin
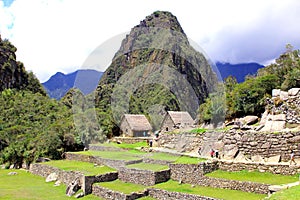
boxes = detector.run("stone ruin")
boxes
[261,88,300,132]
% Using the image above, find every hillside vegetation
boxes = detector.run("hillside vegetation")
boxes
[199,44,300,123]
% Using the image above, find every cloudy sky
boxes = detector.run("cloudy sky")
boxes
[1,0,300,82]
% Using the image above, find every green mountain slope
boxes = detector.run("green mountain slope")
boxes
[95,11,218,133]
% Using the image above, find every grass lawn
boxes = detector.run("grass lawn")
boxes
[146,152,179,162]
[96,179,146,194]
[0,169,101,200]
[126,162,169,171]
[138,197,156,200]
[206,170,299,185]
[146,152,206,164]
[174,156,206,164]
[72,150,145,161]
[269,185,300,200]
[91,141,148,149]
[153,180,266,200]
[42,160,116,176]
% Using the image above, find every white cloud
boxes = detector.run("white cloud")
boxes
[1,0,300,82]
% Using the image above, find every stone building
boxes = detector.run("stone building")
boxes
[160,111,194,132]
[120,114,152,137]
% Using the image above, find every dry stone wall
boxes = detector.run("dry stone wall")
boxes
[148,188,219,200]
[30,163,84,185]
[196,176,269,194]
[159,132,204,153]
[112,137,149,144]
[169,162,218,182]
[158,130,300,162]
[92,185,147,200]
[269,88,300,124]
[30,163,118,195]
[219,161,300,175]
[221,131,300,161]
[65,153,142,169]
[169,163,269,194]
[118,167,170,186]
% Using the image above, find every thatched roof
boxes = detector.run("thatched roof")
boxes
[167,111,194,125]
[122,114,152,131]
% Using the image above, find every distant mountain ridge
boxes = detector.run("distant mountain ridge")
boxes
[42,69,103,99]
[216,62,264,83]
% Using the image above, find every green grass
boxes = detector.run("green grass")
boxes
[72,150,145,161]
[138,197,156,200]
[96,180,146,194]
[206,170,299,185]
[0,169,102,200]
[146,152,179,162]
[146,152,206,164]
[189,128,207,134]
[174,156,206,164]
[126,162,169,171]
[91,141,148,149]
[42,160,116,176]
[269,185,300,200]
[153,180,266,200]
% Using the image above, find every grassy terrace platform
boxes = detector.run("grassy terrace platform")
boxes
[41,160,116,176]
[153,180,267,200]
[269,185,300,200]
[96,179,147,194]
[126,162,169,171]
[72,150,145,161]
[206,170,299,185]
[91,141,148,149]
[145,152,206,164]
[0,169,101,200]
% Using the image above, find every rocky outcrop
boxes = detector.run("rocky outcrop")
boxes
[0,35,45,94]
[264,88,300,128]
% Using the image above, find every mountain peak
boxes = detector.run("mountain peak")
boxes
[135,11,185,33]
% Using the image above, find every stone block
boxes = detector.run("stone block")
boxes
[251,155,264,163]
[288,88,300,96]
[272,89,281,97]
[240,116,259,125]
[280,91,289,100]
[265,155,281,163]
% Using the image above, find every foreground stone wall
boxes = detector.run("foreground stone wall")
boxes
[219,160,300,175]
[65,152,142,169]
[30,163,84,185]
[169,163,269,194]
[92,185,147,200]
[30,163,118,195]
[197,176,269,194]
[169,162,218,181]
[118,167,170,186]
[148,188,218,200]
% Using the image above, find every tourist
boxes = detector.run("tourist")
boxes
[210,149,215,158]
[290,150,297,165]
[215,149,219,159]
[198,147,201,156]
[149,139,153,147]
